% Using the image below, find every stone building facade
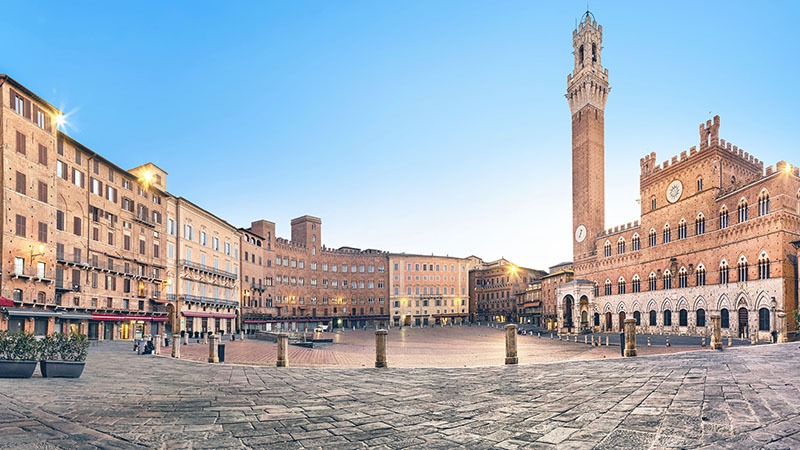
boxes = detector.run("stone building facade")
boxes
[471,259,547,323]
[540,262,574,330]
[557,14,800,342]
[388,254,481,327]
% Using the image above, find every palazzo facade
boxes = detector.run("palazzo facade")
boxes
[557,14,800,342]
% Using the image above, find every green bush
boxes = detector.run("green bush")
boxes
[38,333,88,362]
[0,331,39,361]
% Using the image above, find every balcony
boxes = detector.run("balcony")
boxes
[179,259,237,280]
[134,213,155,228]
[11,267,54,283]
[179,294,239,309]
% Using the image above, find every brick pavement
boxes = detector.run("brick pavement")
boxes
[1,330,799,449]
[178,327,685,367]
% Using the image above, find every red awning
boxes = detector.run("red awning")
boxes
[244,319,267,324]
[0,297,14,307]
[91,314,168,322]
[182,312,236,319]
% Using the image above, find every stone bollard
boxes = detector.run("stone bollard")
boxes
[605,336,609,346]
[172,334,181,358]
[665,336,671,347]
[647,336,651,347]
[728,335,733,347]
[153,335,161,355]
[550,333,553,339]
[751,331,757,345]
[709,314,722,350]
[538,332,541,338]
[584,335,588,344]
[208,334,219,363]
[276,334,288,367]
[701,336,706,347]
[375,329,388,368]
[574,336,578,343]
[505,324,518,365]
[183,334,189,345]
[624,319,637,357]
[240,331,245,341]
[204,333,209,345]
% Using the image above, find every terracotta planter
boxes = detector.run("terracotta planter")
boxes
[0,360,38,378]
[40,360,86,378]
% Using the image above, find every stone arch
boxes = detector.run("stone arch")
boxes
[647,299,658,312]
[717,294,730,311]
[603,303,613,313]
[632,300,641,312]
[735,292,751,310]
[755,291,772,309]
[676,297,689,310]
[661,298,673,311]
[693,296,708,311]
[616,302,626,313]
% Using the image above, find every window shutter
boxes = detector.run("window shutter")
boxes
[24,99,31,119]
[9,89,15,109]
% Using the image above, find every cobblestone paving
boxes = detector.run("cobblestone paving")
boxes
[1,336,799,449]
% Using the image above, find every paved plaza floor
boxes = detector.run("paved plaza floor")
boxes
[2,328,799,449]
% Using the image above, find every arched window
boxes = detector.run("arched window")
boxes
[632,234,640,251]
[593,312,600,326]
[649,310,657,326]
[758,307,770,331]
[720,308,729,328]
[758,251,770,279]
[758,190,770,216]
[695,213,706,235]
[696,264,706,286]
[632,274,641,293]
[604,279,612,296]
[579,44,584,65]
[679,309,688,327]
[651,196,657,211]
[678,267,688,288]
[617,276,626,295]
[738,198,749,223]
[617,237,626,255]
[604,241,612,257]
[738,256,749,282]
[663,309,673,326]
[719,260,729,284]
[663,224,671,243]
[12,289,22,302]
[591,42,597,63]
[663,270,672,290]
[649,228,657,247]
[697,177,703,192]
[696,309,706,327]
[719,206,729,229]
[677,219,687,240]
[648,272,657,291]
[37,291,46,303]
[633,310,641,325]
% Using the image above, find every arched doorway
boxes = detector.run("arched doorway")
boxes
[618,311,626,331]
[738,307,749,338]
[166,303,176,335]
[563,295,574,331]
[605,311,612,330]
[579,296,589,330]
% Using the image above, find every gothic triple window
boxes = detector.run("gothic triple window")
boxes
[632,275,641,293]
[663,224,671,244]
[677,220,687,240]
[738,256,749,282]
[663,270,672,290]
[678,267,688,288]
[649,229,657,247]
[719,206,729,229]
[604,279,612,296]
[695,213,705,235]
[617,238,625,254]
[719,260,729,285]
[696,264,706,286]
[758,252,770,279]
[617,277,626,295]
[632,234,640,251]
[757,190,770,216]
[648,272,657,291]
[738,199,749,223]
[604,241,612,257]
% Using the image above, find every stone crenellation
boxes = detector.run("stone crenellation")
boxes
[640,116,764,179]
[600,221,641,238]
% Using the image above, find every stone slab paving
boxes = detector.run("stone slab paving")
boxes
[2,338,800,449]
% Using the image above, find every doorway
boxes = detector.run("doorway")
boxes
[738,307,749,338]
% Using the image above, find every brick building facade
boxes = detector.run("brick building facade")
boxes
[471,259,546,323]
[557,14,800,342]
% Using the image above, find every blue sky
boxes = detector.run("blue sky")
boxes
[5,1,798,270]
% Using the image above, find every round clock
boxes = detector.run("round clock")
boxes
[575,224,587,243]
[666,180,683,203]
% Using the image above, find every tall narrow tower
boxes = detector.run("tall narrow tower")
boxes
[566,12,609,262]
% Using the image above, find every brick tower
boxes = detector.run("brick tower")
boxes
[566,12,609,262]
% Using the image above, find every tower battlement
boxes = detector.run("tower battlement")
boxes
[639,116,763,179]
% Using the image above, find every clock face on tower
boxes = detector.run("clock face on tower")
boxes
[575,224,587,243]
[666,180,683,204]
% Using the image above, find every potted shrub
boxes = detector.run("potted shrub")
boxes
[39,333,88,378]
[0,330,39,378]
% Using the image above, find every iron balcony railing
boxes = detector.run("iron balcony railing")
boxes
[179,259,238,280]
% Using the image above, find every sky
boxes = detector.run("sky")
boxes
[4,1,799,270]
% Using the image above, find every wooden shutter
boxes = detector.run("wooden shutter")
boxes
[9,89,15,109]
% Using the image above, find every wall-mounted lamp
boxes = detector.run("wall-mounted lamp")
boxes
[30,244,45,260]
